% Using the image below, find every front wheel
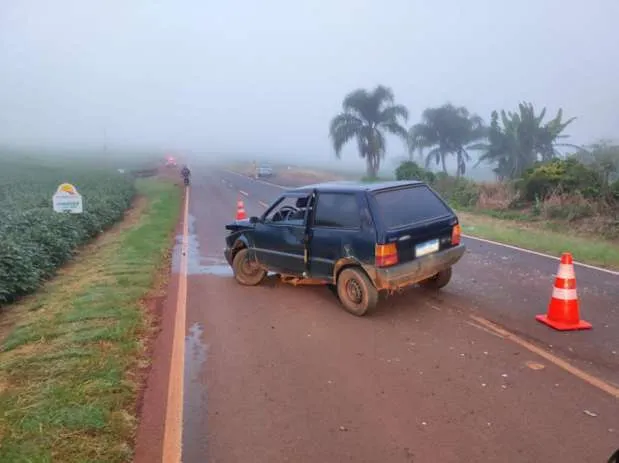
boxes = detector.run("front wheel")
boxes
[419,267,452,290]
[336,267,378,316]
[232,249,266,286]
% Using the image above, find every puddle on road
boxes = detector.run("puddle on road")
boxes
[200,264,233,276]
[171,217,278,278]
[200,257,234,277]
[172,214,234,276]
[183,322,209,457]
[185,322,207,384]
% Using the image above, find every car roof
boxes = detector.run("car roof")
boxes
[286,180,424,194]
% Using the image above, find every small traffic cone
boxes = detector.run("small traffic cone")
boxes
[236,198,247,220]
[535,252,592,331]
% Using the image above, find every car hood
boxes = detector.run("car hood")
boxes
[225,219,255,232]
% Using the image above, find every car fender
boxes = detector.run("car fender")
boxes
[229,233,255,260]
[333,257,378,287]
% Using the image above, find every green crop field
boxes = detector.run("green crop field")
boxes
[0,153,137,304]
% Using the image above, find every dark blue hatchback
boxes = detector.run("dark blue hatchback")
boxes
[224,180,466,316]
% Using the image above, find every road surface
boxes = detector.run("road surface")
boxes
[135,167,619,463]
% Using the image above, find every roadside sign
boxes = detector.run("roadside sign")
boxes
[52,183,83,213]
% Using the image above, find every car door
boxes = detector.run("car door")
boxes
[252,192,311,275]
[308,192,371,279]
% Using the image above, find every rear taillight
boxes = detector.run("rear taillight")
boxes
[451,224,461,245]
[375,243,399,267]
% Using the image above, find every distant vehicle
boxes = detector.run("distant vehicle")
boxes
[255,165,273,178]
[165,156,177,167]
[224,180,465,316]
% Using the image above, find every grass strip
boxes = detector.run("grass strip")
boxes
[458,211,619,270]
[0,178,182,463]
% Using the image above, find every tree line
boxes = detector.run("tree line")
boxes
[328,85,618,186]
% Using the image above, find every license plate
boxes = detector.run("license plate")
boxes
[415,239,439,257]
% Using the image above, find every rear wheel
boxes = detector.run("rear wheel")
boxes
[336,267,378,316]
[232,248,266,286]
[419,267,452,290]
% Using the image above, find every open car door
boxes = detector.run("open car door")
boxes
[252,191,314,276]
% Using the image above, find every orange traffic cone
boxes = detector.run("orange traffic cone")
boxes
[535,252,591,331]
[236,198,247,220]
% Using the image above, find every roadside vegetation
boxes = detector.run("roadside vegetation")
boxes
[324,86,619,268]
[0,153,182,461]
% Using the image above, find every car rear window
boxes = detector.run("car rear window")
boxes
[373,185,452,229]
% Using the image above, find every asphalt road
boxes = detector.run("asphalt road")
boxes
[219,169,619,386]
[137,167,619,463]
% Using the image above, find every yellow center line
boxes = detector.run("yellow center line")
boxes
[162,186,190,462]
[469,314,619,400]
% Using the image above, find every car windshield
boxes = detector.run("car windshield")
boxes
[264,195,307,225]
[373,185,451,229]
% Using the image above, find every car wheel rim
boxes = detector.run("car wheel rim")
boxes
[241,256,260,276]
[346,278,363,305]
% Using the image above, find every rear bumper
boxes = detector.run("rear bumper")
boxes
[373,244,466,290]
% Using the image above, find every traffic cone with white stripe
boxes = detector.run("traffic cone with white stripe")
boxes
[236,198,247,220]
[535,252,592,331]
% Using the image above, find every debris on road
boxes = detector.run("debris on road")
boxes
[583,410,598,417]
[525,361,545,370]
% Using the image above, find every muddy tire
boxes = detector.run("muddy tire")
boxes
[336,267,378,316]
[420,267,452,290]
[232,248,266,286]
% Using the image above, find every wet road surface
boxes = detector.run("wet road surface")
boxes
[149,167,619,462]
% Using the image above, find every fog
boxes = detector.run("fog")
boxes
[1,0,618,173]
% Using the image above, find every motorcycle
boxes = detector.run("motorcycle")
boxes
[183,176,190,186]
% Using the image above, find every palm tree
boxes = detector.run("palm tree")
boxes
[475,103,576,180]
[329,86,408,179]
[408,104,485,177]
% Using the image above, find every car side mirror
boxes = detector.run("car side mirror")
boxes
[249,216,260,224]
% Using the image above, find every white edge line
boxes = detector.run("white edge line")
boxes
[463,234,619,276]
[221,169,619,277]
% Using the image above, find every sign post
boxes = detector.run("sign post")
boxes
[52,183,84,214]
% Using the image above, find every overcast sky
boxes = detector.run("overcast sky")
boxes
[1,0,618,166]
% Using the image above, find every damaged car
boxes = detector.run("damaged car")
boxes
[224,180,466,316]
